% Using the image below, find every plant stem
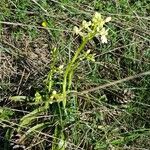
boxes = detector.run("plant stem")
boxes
[63,38,88,107]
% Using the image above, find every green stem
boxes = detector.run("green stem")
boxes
[63,38,88,107]
[48,70,53,92]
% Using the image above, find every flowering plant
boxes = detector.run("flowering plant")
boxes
[63,12,111,107]
[73,12,111,43]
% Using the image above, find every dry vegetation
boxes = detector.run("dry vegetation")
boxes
[0,0,150,150]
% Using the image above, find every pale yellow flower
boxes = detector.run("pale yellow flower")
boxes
[100,28,108,43]
[86,49,91,54]
[50,90,57,99]
[73,26,85,37]
[50,95,54,99]
[59,65,64,69]
[73,26,80,35]
[101,35,107,43]
[52,90,57,95]
[100,27,108,36]
[82,20,91,29]
[105,16,111,22]
[42,21,47,27]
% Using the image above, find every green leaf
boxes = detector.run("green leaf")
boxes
[20,122,50,142]
[52,127,66,150]
[18,107,46,131]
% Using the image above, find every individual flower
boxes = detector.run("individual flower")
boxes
[35,92,42,103]
[100,27,108,43]
[59,65,64,69]
[73,26,85,37]
[58,65,64,73]
[73,26,81,35]
[86,49,91,54]
[50,90,57,99]
[101,35,107,43]
[42,21,47,27]
[52,90,57,95]
[105,16,112,23]
[82,20,91,29]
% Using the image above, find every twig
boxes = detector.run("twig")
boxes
[77,71,150,94]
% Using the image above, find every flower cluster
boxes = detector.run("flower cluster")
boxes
[73,12,111,43]
[50,90,63,104]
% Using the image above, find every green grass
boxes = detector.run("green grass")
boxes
[0,0,150,150]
